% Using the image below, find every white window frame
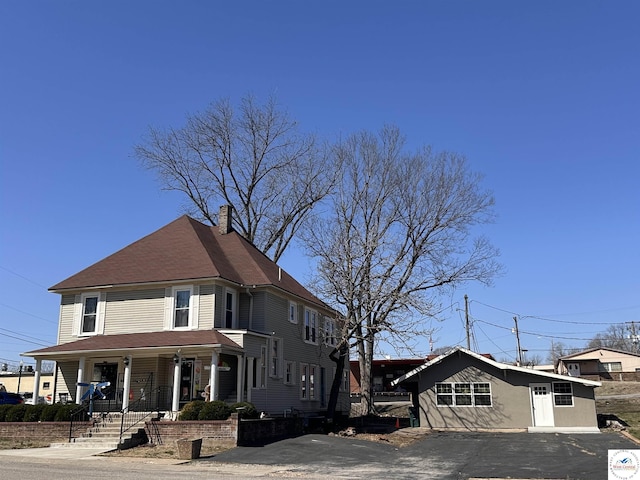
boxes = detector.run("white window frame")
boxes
[270,337,283,378]
[258,345,267,389]
[224,288,237,329]
[76,292,106,336]
[552,381,574,407]
[324,317,336,346]
[304,308,318,344]
[289,302,298,324]
[285,361,295,385]
[172,285,194,329]
[435,382,492,407]
[300,363,308,400]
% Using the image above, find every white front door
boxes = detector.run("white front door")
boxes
[530,383,554,427]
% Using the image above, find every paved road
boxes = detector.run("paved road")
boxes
[1,431,638,479]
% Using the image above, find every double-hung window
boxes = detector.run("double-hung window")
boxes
[552,382,573,406]
[304,308,317,344]
[165,285,198,330]
[285,361,295,385]
[224,289,237,328]
[81,295,99,334]
[270,337,282,378]
[325,318,336,346]
[174,289,191,328]
[300,363,317,401]
[436,382,492,407]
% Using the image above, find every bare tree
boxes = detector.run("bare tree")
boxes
[134,94,335,262]
[586,324,638,352]
[304,126,502,416]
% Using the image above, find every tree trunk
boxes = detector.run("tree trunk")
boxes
[326,342,348,421]
[358,334,375,416]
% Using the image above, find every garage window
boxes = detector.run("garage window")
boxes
[552,382,573,406]
[436,382,492,407]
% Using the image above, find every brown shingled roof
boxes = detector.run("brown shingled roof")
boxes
[49,215,325,307]
[25,330,241,356]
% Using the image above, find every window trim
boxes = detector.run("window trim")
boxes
[258,346,267,389]
[270,337,283,378]
[289,302,298,324]
[171,285,194,329]
[324,317,337,346]
[76,292,105,336]
[435,382,493,407]
[224,288,237,329]
[284,361,295,385]
[552,381,574,407]
[304,308,318,344]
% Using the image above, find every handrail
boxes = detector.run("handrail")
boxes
[68,404,90,443]
[119,385,165,444]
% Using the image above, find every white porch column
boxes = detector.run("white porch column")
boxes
[236,354,244,402]
[246,357,254,403]
[33,359,42,403]
[75,357,85,404]
[122,356,132,412]
[210,350,219,401]
[171,355,181,414]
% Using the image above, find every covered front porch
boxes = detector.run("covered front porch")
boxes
[23,330,247,418]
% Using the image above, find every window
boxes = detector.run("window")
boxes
[342,369,350,392]
[224,289,237,328]
[309,365,316,400]
[552,382,573,406]
[301,363,308,399]
[601,362,622,372]
[325,318,336,346]
[285,361,295,385]
[81,295,98,334]
[270,337,282,378]
[259,346,267,388]
[304,308,317,344]
[174,289,190,327]
[43,382,50,390]
[436,382,492,407]
[289,302,298,324]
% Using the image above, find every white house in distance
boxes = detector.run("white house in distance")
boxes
[558,347,640,381]
[23,206,350,418]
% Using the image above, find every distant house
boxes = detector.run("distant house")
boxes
[349,358,427,396]
[23,206,350,418]
[391,347,601,433]
[558,347,640,381]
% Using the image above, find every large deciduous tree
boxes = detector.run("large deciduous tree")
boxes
[134,94,335,262]
[586,324,638,352]
[304,126,502,416]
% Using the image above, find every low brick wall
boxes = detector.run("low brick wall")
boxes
[0,422,89,441]
[146,414,239,443]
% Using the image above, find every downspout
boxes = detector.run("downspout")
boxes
[246,286,253,330]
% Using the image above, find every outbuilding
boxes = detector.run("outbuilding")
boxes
[391,346,601,433]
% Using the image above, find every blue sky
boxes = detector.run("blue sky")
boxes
[1,1,638,369]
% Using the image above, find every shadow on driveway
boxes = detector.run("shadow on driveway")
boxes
[205,431,639,479]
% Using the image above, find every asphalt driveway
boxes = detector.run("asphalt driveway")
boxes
[206,431,639,479]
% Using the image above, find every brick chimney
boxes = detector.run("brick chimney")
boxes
[219,205,233,234]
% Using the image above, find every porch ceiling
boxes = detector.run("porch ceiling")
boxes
[22,330,243,359]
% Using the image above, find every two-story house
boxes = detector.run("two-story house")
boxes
[23,206,349,418]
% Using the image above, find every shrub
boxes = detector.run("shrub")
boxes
[54,404,82,422]
[0,404,13,422]
[229,402,258,419]
[23,404,46,422]
[40,404,60,422]
[5,405,27,422]
[178,400,205,421]
[198,400,232,420]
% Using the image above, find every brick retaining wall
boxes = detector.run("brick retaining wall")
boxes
[0,422,89,441]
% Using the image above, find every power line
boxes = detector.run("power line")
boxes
[0,327,52,345]
[0,302,58,324]
[0,265,48,289]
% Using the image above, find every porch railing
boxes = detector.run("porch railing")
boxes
[68,404,91,443]
[119,386,171,445]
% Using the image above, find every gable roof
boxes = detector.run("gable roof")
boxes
[49,215,326,308]
[391,346,601,387]
[24,330,242,357]
[560,346,640,360]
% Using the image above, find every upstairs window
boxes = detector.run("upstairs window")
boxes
[289,302,298,324]
[174,289,191,328]
[304,308,317,344]
[82,295,98,334]
[270,337,282,378]
[324,318,336,346]
[224,288,237,328]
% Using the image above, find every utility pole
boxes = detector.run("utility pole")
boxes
[464,295,471,350]
[513,316,523,367]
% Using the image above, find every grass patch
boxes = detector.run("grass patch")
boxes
[596,396,640,441]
